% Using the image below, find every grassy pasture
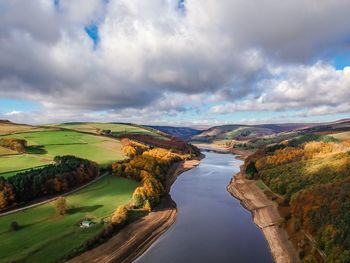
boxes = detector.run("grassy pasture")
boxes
[0,175,138,263]
[53,122,161,137]
[0,155,51,175]
[0,130,124,176]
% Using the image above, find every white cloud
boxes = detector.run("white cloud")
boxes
[1,0,350,123]
[4,110,23,116]
[210,63,350,115]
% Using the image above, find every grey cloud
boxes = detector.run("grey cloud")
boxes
[1,0,350,120]
[210,63,350,114]
[0,1,61,43]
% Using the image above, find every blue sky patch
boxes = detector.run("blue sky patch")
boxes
[85,24,100,49]
[178,0,185,12]
[0,99,39,114]
[333,51,350,70]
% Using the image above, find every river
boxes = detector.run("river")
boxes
[135,152,273,263]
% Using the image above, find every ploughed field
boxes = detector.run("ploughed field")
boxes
[0,175,138,263]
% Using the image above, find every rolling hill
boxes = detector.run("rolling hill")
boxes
[191,123,308,143]
[146,125,201,140]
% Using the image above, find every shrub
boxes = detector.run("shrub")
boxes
[245,161,258,179]
[10,221,20,231]
[144,200,152,212]
[56,196,67,215]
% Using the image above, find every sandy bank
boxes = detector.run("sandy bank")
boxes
[68,158,201,263]
[227,156,299,263]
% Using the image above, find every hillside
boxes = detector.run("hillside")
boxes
[0,128,124,177]
[299,118,350,133]
[191,123,307,145]
[146,125,201,140]
[189,120,350,151]
[241,125,350,262]
[0,120,45,135]
[52,122,163,138]
[0,121,200,263]
[0,121,185,178]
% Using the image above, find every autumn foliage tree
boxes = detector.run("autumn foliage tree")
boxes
[56,196,67,215]
[0,181,16,209]
[111,205,128,225]
[0,138,27,153]
[144,200,152,212]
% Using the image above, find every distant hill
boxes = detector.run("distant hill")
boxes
[146,126,201,140]
[191,123,308,143]
[0,120,39,135]
[299,118,350,133]
[0,119,11,123]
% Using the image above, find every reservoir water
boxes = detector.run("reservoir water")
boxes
[135,152,273,263]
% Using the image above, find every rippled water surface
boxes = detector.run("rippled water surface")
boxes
[135,152,273,263]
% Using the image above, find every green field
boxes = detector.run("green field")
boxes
[0,129,124,175]
[0,155,51,175]
[0,175,138,263]
[54,122,161,137]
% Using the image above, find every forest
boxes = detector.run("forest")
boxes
[244,136,350,262]
[0,156,99,209]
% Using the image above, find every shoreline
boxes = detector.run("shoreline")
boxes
[68,158,202,263]
[227,151,299,263]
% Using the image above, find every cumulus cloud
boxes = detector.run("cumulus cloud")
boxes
[0,0,350,123]
[210,63,350,114]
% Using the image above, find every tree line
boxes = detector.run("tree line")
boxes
[0,156,99,210]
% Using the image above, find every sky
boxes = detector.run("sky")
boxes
[0,0,350,126]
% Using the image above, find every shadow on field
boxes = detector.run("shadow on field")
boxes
[26,145,47,154]
[67,205,103,214]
